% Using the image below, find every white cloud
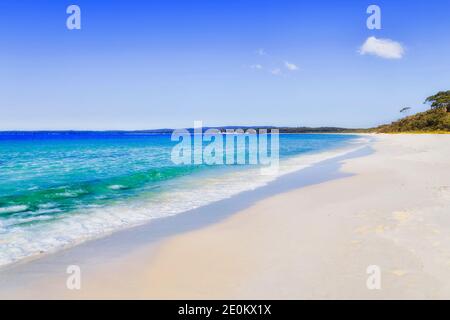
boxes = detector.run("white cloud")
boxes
[359,36,405,59]
[284,61,298,71]
[250,64,263,70]
[271,68,281,75]
[256,48,266,56]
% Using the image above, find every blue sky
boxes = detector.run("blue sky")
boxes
[0,0,449,130]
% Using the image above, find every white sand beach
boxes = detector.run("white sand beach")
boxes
[1,134,450,299]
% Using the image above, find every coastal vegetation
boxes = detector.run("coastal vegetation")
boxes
[374,91,450,133]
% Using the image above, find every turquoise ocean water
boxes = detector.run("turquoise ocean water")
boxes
[0,132,365,266]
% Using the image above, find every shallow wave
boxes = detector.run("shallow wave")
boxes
[0,138,369,267]
[108,184,126,190]
[0,205,29,215]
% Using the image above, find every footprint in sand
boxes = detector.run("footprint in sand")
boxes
[354,226,371,235]
[375,225,387,234]
[354,225,388,235]
[391,270,407,277]
[435,186,450,200]
[393,211,410,223]
[432,241,440,247]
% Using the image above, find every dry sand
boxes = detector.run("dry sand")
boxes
[2,134,450,299]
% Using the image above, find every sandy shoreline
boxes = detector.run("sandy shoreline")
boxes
[1,134,450,299]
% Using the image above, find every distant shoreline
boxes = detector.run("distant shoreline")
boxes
[1,128,448,135]
[0,127,363,134]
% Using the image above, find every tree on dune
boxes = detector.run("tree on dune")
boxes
[425,91,450,112]
[400,107,411,115]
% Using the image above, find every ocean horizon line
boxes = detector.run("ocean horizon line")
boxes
[0,126,363,134]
